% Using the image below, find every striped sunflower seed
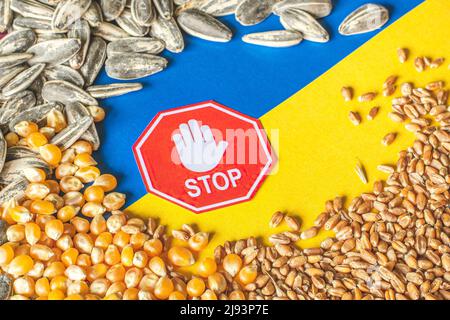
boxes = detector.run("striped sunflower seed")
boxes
[80,36,107,86]
[116,8,149,37]
[2,63,45,97]
[242,30,303,47]
[83,1,103,27]
[50,115,94,150]
[153,0,174,20]
[12,16,55,34]
[6,146,38,162]
[236,0,275,26]
[93,21,129,41]
[0,52,34,69]
[0,131,6,173]
[51,0,92,32]
[0,29,36,55]
[42,80,98,105]
[105,53,168,80]
[10,0,55,21]
[0,177,28,204]
[0,65,27,89]
[43,65,86,88]
[26,38,81,65]
[86,83,143,99]
[100,0,126,21]
[0,0,13,33]
[177,9,232,43]
[65,102,100,150]
[150,16,184,53]
[0,274,12,300]
[0,91,37,125]
[199,0,241,17]
[338,3,389,36]
[280,8,329,42]
[273,0,332,18]
[130,0,154,27]
[68,19,91,69]
[107,37,165,57]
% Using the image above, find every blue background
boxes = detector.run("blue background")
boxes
[95,0,423,204]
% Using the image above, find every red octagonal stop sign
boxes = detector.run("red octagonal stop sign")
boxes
[133,101,275,213]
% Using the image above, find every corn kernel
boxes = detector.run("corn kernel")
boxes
[55,163,78,180]
[238,265,258,285]
[86,264,108,282]
[65,265,87,281]
[8,255,34,276]
[81,202,106,218]
[0,243,15,265]
[7,224,25,242]
[104,245,121,265]
[207,272,227,294]
[30,200,56,215]
[47,109,67,132]
[90,215,107,235]
[93,174,117,192]
[23,168,46,183]
[188,232,209,251]
[124,267,143,289]
[61,247,79,267]
[153,276,174,300]
[74,153,97,168]
[149,256,167,277]
[130,232,147,250]
[95,232,113,249]
[187,277,206,297]
[91,247,105,265]
[201,289,218,300]
[168,291,186,300]
[229,290,246,300]
[67,280,89,296]
[57,205,79,222]
[106,264,126,283]
[26,132,48,149]
[103,192,126,211]
[44,180,60,194]
[63,191,85,207]
[71,140,93,155]
[14,121,38,137]
[25,182,50,200]
[12,276,35,297]
[143,238,163,257]
[65,294,84,300]
[5,132,19,147]
[43,261,65,279]
[76,253,92,267]
[8,205,33,223]
[35,277,50,297]
[60,176,84,193]
[75,166,100,183]
[84,186,105,203]
[24,222,41,245]
[123,288,139,300]
[48,289,65,300]
[39,144,62,166]
[113,230,130,248]
[222,253,243,277]
[45,219,64,241]
[87,105,105,122]
[30,244,54,261]
[73,233,94,254]
[197,257,217,278]
[168,246,195,267]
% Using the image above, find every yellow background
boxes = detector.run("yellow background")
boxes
[127,0,450,261]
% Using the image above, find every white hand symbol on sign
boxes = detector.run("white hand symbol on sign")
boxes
[172,119,228,173]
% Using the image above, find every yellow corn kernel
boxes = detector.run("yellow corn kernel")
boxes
[65,294,84,300]
[187,277,206,298]
[81,202,106,218]
[90,215,106,235]
[61,248,79,267]
[47,109,67,132]
[23,168,47,183]
[50,275,69,292]
[95,232,113,250]
[85,294,100,300]
[91,247,104,265]
[124,267,143,289]
[93,174,117,192]
[86,264,108,282]
[14,244,30,256]
[143,239,163,257]
[43,261,65,279]
[13,276,35,297]
[60,176,84,193]
[130,232,148,250]
[67,280,89,296]
[8,255,34,277]
[26,132,48,149]
[229,290,246,300]
[84,186,105,203]
[197,257,217,278]
[87,105,105,122]
[103,192,126,211]
[106,264,126,283]
[139,274,158,292]
[6,224,25,242]
[103,293,121,300]
[207,272,227,294]
[168,246,195,267]
[106,214,127,233]
[27,262,44,279]
[44,180,60,194]
[65,265,87,281]
[168,291,186,300]
[55,163,79,180]
[113,230,130,248]
[201,289,218,300]
[71,140,93,155]
[0,243,15,265]
[63,191,85,207]
[153,276,174,300]
[5,132,19,147]
[30,200,56,215]
[89,278,110,297]
[35,278,50,297]
[56,234,73,251]
[14,121,38,137]
[57,205,79,222]
[73,233,94,254]
[61,148,76,163]
[223,253,243,277]
[104,245,121,266]
[75,166,100,183]
[238,265,258,285]
[70,217,90,233]
[148,256,167,277]
[24,222,41,245]
[25,182,50,200]
[188,232,209,251]
[8,206,33,223]
[120,245,134,267]
[48,289,65,300]
[30,244,55,261]
[45,219,64,241]
[74,152,97,168]
[123,288,139,300]
[76,253,92,267]
[39,144,62,166]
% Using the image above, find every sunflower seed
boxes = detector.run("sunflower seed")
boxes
[0,29,36,55]
[280,8,329,42]
[0,90,37,125]
[80,36,107,86]
[50,115,93,150]
[52,0,92,32]
[236,0,274,26]
[36,32,67,43]
[0,157,51,185]
[273,0,332,18]
[0,131,6,172]
[12,16,56,33]
[107,37,165,57]
[338,3,389,36]
[65,102,100,150]
[105,53,168,80]
[0,177,28,204]
[0,274,12,300]
[10,0,55,21]
[199,0,241,17]
[177,9,232,42]
[86,83,143,98]
[116,8,149,37]
[242,30,302,47]
[0,219,7,245]
[0,52,34,69]
[0,0,13,32]
[43,65,85,87]
[83,1,103,27]
[93,21,129,41]
[27,38,81,65]
[42,80,98,105]
[68,19,91,69]
[130,0,154,26]
[150,16,184,53]
[0,65,27,89]
[6,146,38,161]
[8,102,62,131]
[2,63,45,97]
[100,0,126,21]
[153,0,173,20]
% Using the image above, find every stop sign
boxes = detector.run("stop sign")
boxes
[133,101,275,213]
